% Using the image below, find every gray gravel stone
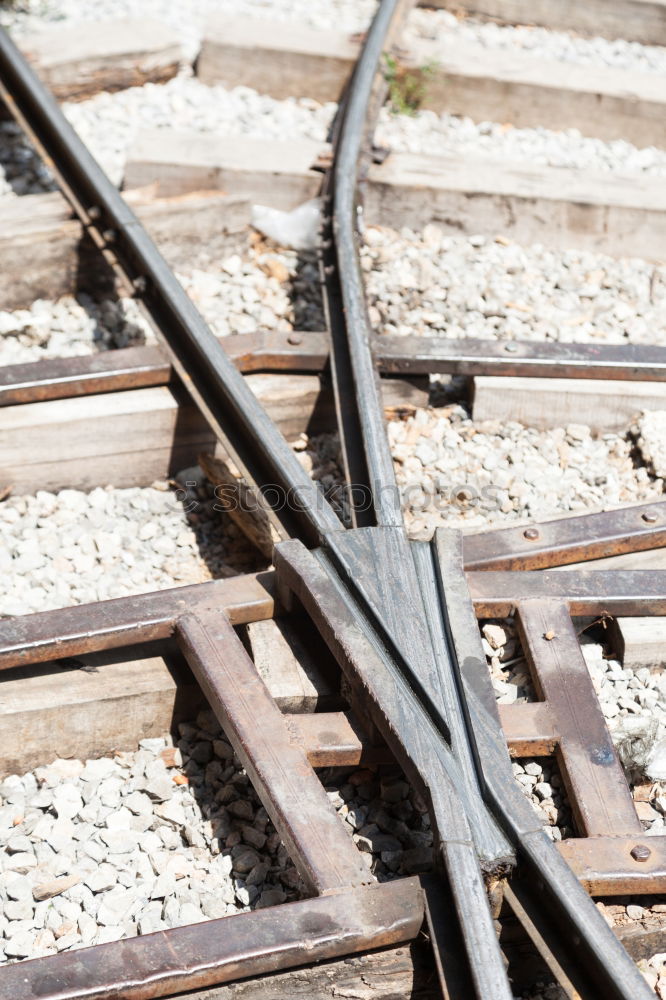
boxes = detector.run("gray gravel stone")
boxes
[0,481,259,617]
[3,711,435,964]
[362,225,666,347]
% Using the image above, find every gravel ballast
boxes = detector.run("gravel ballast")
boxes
[65,77,335,189]
[362,225,666,346]
[387,406,664,536]
[0,241,318,365]
[0,77,334,196]
[378,110,666,177]
[0,295,151,366]
[4,0,665,77]
[0,482,264,617]
[0,711,431,962]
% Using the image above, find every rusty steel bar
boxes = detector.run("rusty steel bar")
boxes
[274,538,521,1000]
[463,502,666,571]
[0,574,275,670]
[0,334,329,407]
[377,334,666,381]
[6,332,666,408]
[558,837,666,896]
[516,599,641,839]
[0,879,424,1000]
[497,703,559,757]
[467,569,666,618]
[275,538,653,999]
[320,0,411,530]
[0,344,170,405]
[285,711,390,767]
[176,612,371,894]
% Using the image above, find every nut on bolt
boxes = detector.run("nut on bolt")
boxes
[630,844,651,862]
[642,511,658,524]
[523,527,540,540]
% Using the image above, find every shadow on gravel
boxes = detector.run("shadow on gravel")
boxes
[0,119,57,196]
[289,250,325,331]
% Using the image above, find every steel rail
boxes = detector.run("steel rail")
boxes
[322,0,405,528]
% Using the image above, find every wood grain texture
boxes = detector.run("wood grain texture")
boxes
[472,376,666,431]
[418,0,666,47]
[413,34,666,147]
[0,646,204,777]
[160,943,439,1000]
[195,15,666,143]
[124,132,666,259]
[1,372,425,494]
[198,16,357,102]
[21,17,182,99]
[125,131,326,208]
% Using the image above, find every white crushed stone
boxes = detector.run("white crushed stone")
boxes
[0,714,430,962]
[510,758,572,842]
[0,244,320,365]
[362,225,666,346]
[0,296,151,366]
[636,411,666,480]
[179,244,322,341]
[0,482,264,617]
[409,8,666,76]
[377,109,666,177]
[387,405,664,536]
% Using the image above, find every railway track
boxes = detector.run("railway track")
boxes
[1,1,666,997]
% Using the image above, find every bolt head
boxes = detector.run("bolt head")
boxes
[287,333,303,346]
[503,343,518,353]
[630,844,651,862]
[523,528,540,540]
[642,511,658,524]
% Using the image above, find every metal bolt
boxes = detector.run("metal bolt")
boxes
[503,343,518,353]
[132,276,147,295]
[102,228,116,244]
[523,528,540,540]
[87,206,101,221]
[288,333,303,346]
[642,511,658,524]
[630,844,651,862]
